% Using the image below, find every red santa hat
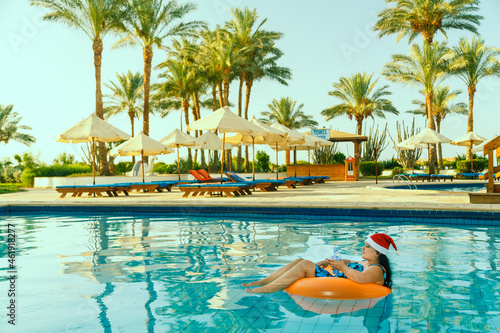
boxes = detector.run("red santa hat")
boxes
[366,233,397,255]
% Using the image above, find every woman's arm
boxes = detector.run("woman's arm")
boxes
[330,261,384,284]
[341,259,355,264]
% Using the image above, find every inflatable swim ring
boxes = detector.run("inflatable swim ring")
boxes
[284,266,391,300]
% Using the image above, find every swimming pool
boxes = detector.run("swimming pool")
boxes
[1,211,499,332]
[387,183,486,192]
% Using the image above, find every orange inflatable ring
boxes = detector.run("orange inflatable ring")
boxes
[285,277,391,300]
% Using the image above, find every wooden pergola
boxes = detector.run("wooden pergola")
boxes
[305,129,368,181]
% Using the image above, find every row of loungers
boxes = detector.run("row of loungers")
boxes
[55,171,331,199]
[400,174,454,182]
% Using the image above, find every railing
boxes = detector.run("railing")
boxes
[392,174,417,190]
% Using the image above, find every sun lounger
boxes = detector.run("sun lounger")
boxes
[478,172,500,181]
[456,173,481,179]
[55,184,132,198]
[190,170,229,183]
[430,175,454,182]
[225,171,285,192]
[177,182,251,198]
[284,176,314,186]
[310,176,330,183]
[407,174,431,182]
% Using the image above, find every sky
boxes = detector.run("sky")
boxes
[2,0,500,166]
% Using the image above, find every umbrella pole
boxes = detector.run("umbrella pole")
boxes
[177,146,181,181]
[92,138,96,185]
[428,143,430,174]
[252,137,255,181]
[141,150,145,183]
[470,140,474,173]
[221,133,225,184]
[276,143,279,180]
[308,149,311,177]
[294,147,297,177]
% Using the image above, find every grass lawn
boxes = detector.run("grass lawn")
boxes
[0,183,25,194]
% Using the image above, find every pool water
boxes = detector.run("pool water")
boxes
[1,214,499,332]
[389,183,486,192]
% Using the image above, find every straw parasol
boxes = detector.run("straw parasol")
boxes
[405,128,452,172]
[110,132,174,182]
[451,132,487,172]
[187,106,266,182]
[270,122,305,177]
[56,113,131,184]
[226,116,286,180]
[160,129,201,180]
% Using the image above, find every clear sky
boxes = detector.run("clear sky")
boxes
[2,0,500,166]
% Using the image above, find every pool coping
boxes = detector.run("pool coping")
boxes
[2,203,499,226]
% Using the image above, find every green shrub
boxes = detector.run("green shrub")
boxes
[391,167,404,177]
[359,161,384,176]
[153,162,176,174]
[382,158,402,170]
[456,159,488,173]
[35,163,92,177]
[333,152,346,164]
[256,151,271,172]
[115,161,133,175]
[21,169,36,187]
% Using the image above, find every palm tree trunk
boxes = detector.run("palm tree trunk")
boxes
[356,118,363,135]
[467,85,476,160]
[223,78,229,107]
[212,83,217,111]
[182,99,192,169]
[193,91,205,169]
[422,31,433,45]
[244,79,254,172]
[437,119,443,170]
[129,112,136,165]
[143,46,153,163]
[425,91,437,174]
[237,72,245,172]
[93,39,111,175]
[217,82,224,107]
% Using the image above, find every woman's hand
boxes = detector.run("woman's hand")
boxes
[329,259,346,271]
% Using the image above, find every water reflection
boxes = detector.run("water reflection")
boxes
[2,213,498,332]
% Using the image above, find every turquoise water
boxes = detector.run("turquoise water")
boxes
[389,183,485,192]
[1,214,499,332]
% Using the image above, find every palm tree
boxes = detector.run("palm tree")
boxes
[104,71,143,165]
[374,0,482,45]
[114,0,203,143]
[408,86,468,168]
[321,72,398,136]
[31,0,129,175]
[226,7,290,171]
[0,104,36,146]
[383,42,452,174]
[260,97,318,165]
[104,71,144,137]
[450,36,500,159]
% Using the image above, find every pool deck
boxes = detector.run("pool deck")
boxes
[1,179,497,212]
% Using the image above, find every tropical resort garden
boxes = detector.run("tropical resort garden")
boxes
[1,1,500,332]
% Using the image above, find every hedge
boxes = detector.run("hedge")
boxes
[456,159,488,173]
[359,162,384,176]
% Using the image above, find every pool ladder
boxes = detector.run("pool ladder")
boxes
[393,174,417,190]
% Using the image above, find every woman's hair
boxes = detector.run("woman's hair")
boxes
[377,253,392,288]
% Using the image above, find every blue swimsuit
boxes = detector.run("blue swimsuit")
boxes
[315,262,386,281]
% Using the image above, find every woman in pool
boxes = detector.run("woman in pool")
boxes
[243,233,397,293]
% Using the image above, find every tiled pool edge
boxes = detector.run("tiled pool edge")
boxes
[1,204,499,226]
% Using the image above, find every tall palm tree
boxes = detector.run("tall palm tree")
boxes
[0,104,36,146]
[114,0,203,143]
[104,71,144,137]
[374,0,482,45]
[450,36,500,159]
[104,71,143,165]
[321,72,398,136]
[31,0,129,175]
[408,86,468,167]
[226,7,289,171]
[383,42,452,173]
[260,97,318,165]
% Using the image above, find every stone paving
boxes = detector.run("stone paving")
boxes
[1,179,498,212]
